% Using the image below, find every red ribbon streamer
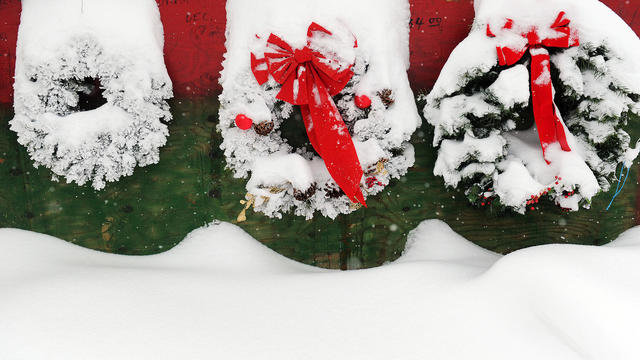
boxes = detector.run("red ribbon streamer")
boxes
[487,12,579,162]
[251,23,366,206]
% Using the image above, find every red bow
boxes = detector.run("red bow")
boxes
[487,12,579,162]
[251,23,366,206]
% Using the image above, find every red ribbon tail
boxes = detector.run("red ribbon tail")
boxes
[254,23,365,207]
[490,14,579,165]
[530,49,571,163]
[302,72,365,206]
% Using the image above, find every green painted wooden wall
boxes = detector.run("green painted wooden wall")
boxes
[0,99,638,269]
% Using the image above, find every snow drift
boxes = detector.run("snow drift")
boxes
[2,220,640,359]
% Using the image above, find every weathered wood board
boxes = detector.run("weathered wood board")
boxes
[1,99,638,269]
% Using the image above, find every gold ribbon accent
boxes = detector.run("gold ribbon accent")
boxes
[375,160,388,176]
[236,193,274,222]
[237,194,256,223]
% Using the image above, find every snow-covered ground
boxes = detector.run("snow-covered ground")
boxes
[2,221,640,359]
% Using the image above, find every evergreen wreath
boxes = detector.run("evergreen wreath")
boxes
[424,7,640,213]
[11,2,173,190]
[219,22,416,219]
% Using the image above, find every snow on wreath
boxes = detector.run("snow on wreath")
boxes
[424,0,640,214]
[218,5,420,220]
[10,0,173,190]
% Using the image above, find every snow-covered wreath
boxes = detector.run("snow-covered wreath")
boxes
[219,13,420,219]
[424,0,640,213]
[10,0,173,190]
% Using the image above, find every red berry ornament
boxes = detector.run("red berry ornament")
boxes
[354,95,371,109]
[235,114,253,130]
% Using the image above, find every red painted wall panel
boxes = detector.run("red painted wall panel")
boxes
[0,0,639,104]
[408,0,475,93]
[0,0,20,104]
[158,0,226,98]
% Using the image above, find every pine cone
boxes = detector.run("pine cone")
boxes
[377,89,395,108]
[293,183,317,201]
[324,184,345,199]
[254,121,275,136]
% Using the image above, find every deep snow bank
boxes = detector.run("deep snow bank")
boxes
[1,221,640,359]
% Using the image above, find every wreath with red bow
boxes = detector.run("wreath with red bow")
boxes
[219,22,415,219]
[425,10,640,213]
